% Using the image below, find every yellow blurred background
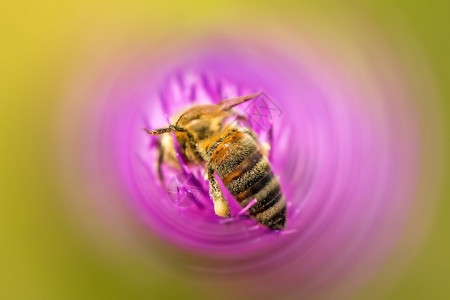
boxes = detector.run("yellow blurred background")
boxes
[1,1,449,299]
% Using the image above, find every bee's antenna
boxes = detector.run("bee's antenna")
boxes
[143,125,186,135]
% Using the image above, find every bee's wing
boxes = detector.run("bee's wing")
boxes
[176,93,261,126]
[176,105,229,126]
[218,93,262,111]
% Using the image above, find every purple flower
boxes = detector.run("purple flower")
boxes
[81,39,420,299]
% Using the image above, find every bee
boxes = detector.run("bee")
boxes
[145,93,286,230]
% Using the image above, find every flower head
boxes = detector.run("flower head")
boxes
[74,37,421,299]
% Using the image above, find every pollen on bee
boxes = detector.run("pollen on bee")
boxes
[261,142,271,157]
[214,201,229,217]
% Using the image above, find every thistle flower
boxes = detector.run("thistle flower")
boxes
[72,37,422,299]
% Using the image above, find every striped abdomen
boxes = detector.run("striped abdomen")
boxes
[207,130,286,230]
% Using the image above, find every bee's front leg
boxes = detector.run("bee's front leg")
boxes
[207,166,230,218]
[156,138,165,182]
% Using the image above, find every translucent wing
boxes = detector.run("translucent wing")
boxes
[218,93,262,111]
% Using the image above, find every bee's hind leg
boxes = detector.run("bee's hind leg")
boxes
[207,165,230,218]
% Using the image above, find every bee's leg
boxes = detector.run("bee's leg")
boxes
[184,131,202,161]
[207,165,230,218]
[156,139,165,182]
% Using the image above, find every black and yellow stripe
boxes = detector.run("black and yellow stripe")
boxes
[207,130,286,230]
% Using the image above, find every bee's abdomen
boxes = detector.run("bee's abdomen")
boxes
[209,131,286,230]
[228,164,286,231]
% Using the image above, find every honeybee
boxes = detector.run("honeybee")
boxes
[145,93,286,230]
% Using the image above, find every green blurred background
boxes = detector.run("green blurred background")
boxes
[1,1,449,299]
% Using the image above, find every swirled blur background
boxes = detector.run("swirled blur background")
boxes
[1,1,449,299]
